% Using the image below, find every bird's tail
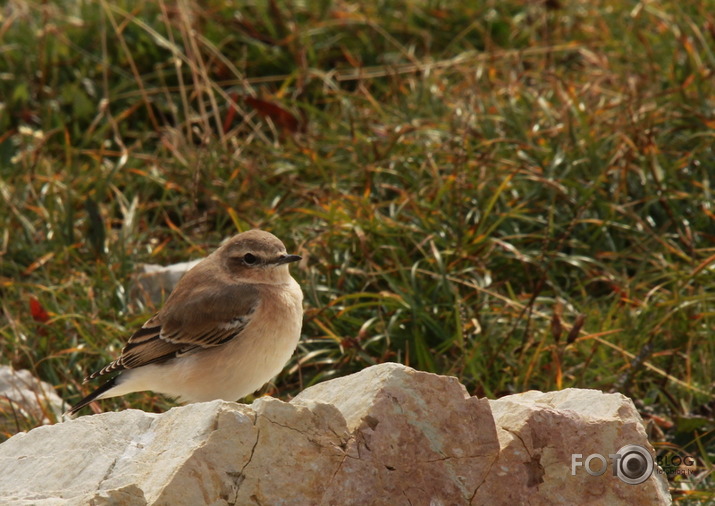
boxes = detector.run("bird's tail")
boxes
[64,376,119,417]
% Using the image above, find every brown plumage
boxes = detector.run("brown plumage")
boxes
[67,230,303,416]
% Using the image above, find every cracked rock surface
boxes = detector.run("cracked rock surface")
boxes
[0,363,671,505]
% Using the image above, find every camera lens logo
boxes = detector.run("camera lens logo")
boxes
[613,444,654,485]
[571,444,656,485]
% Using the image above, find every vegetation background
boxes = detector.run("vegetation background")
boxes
[1,0,713,500]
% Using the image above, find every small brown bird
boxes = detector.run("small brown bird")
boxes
[67,230,303,416]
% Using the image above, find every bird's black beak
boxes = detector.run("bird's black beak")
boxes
[274,254,302,265]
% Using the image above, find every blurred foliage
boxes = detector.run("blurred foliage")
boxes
[0,0,713,499]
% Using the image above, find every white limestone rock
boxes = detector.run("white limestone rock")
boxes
[0,363,672,505]
[476,388,672,505]
[0,366,64,429]
[130,259,201,306]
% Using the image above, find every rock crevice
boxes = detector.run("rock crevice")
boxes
[0,363,671,505]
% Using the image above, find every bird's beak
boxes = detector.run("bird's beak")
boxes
[274,254,302,265]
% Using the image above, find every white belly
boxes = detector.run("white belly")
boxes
[107,279,303,402]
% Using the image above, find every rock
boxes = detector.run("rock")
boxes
[476,389,672,505]
[130,259,201,306]
[0,366,64,432]
[0,363,672,505]
[291,363,500,505]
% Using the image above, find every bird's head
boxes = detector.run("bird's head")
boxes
[219,229,301,284]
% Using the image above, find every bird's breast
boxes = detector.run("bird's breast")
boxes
[249,280,304,345]
[137,278,304,403]
[195,278,304,400]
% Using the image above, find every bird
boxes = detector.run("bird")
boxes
[66,229,304,416]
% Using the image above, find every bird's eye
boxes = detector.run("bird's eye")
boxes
[243,253,258,265]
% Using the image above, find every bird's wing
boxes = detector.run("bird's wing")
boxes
[86,280,260,381]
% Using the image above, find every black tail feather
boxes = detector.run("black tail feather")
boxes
[65,375,119,417]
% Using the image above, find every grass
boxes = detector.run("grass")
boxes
[1,0,713,500]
